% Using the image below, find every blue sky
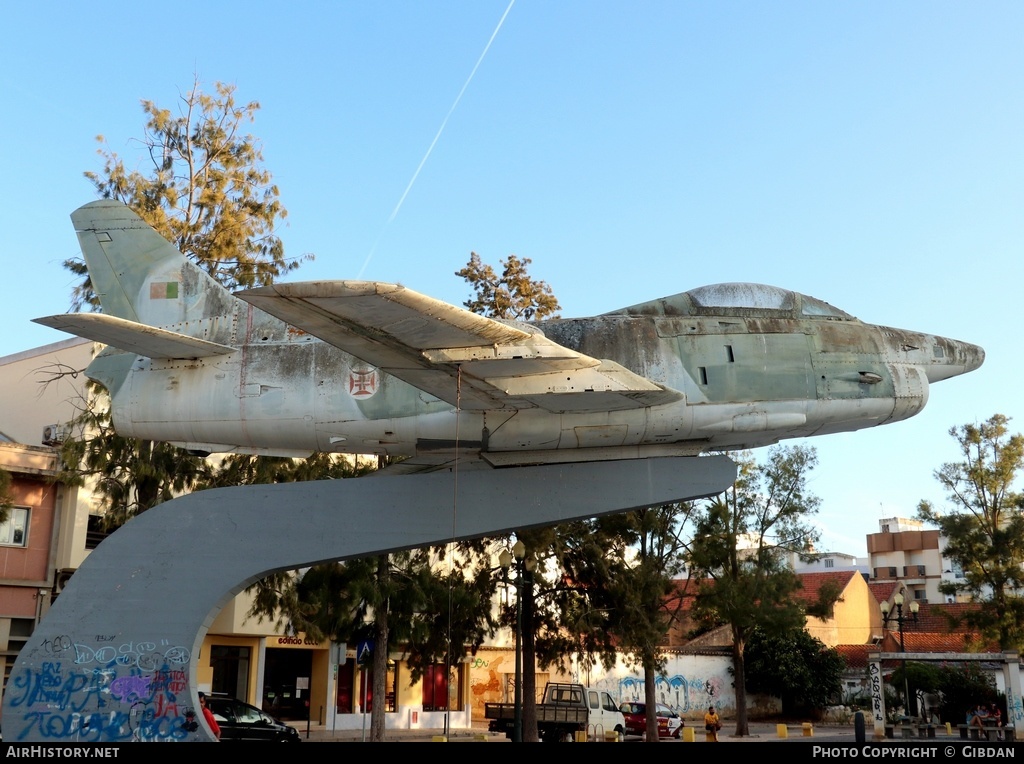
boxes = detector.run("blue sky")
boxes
[2,2,1021,556]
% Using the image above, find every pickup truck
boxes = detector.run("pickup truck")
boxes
[485,682,626,742]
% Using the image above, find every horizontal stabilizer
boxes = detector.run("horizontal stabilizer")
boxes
[33,313,235,359]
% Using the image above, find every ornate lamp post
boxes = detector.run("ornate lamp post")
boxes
[881,592,919,716]
[499,539,529,742]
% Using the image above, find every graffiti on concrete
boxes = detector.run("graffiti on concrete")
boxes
[868,661,884,725]
[8,635,201,742]
[615,671,728,715]
[1010,691,1023,723]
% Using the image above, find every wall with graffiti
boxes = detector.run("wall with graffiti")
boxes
[6,633,203,742]
[468,648,735,722]
[584,653,735,720]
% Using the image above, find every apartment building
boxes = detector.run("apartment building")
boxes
[866,516,965,604]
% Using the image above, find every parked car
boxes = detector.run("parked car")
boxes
[618,701,683,739]
[205,696,301,742]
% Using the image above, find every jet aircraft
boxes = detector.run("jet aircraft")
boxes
[36,200,984,471]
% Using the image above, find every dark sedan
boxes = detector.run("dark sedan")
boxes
[206,696,301,742]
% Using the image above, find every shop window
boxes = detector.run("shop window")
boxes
[210,645,250,701]
[422,664,463,711]
[337,662,355,713]
[345,661,397,713]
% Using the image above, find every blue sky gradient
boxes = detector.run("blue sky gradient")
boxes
[2,2,1021,555]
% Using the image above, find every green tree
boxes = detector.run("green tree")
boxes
[57,384,209,527]
[917,414,1024,650]
[935,662,999,724]
[457,252,561,742]
[0,467,12,523]
[200,452,371,489]
[561,505,694,742]
[687,445,822,736]
[201,455,385,742]
[68,79,307,311]
[888,661,942,718]
[506,527,554,743]
[253,542,498,741]
[58,80,309,525]
[227,449,498,742]
[744,627,845,715]
[494,525,626,742]
[456,252,560,320]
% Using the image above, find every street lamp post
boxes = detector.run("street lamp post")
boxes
[499,539,528,743]
[881,592,920,717]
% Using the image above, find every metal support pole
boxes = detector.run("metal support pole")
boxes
[514,559,523,743]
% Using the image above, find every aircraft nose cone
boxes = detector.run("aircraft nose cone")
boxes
[925,336,985,383]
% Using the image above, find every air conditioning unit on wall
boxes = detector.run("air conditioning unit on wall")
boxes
[42,424,69,446]
[54,568,75,594]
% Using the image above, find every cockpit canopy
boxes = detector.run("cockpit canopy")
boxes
[607,282,855,320]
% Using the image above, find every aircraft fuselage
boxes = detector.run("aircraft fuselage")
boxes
[45,201,983,468]
[86,296,980,465]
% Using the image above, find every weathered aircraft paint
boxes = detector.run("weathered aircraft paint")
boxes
[10,201,985,743]
[37,201,983,470]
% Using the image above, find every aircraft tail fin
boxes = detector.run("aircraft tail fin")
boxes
[70,200,235,327]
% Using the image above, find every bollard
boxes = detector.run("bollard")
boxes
[803,722,814,737]
[777,723,789,738]
[682,726,696,742]
[855,710,866,744]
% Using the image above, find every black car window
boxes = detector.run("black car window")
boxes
[233,702,264,725]
[207,700,235,723]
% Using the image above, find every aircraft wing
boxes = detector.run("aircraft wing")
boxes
[33,313,235,359]
[238,281,682,412]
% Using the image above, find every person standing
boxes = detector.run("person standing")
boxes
[198,691,222,740]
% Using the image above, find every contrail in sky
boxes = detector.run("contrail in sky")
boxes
[358,0,515,277]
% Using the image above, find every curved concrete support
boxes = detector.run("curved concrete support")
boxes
[2,456,735,742]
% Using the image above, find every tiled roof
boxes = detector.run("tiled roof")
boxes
[666,578,709,614]
[868,581,901,604]
[836,632,995,669]
[835,644,872,669]
[877,601,996,651]
[899,632,985,653]
[792,571,859,603]
[911,602,982,632]
[671,571,859,608]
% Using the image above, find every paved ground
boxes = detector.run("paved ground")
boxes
[294,719,885,742]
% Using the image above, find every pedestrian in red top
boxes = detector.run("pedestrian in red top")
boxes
[198,691,221,740]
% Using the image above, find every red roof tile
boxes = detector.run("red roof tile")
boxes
[792,571,859,604]
[899,632,985,652]
[835,644,871,669]
[868,581,901,605]
[911,602,983,632]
